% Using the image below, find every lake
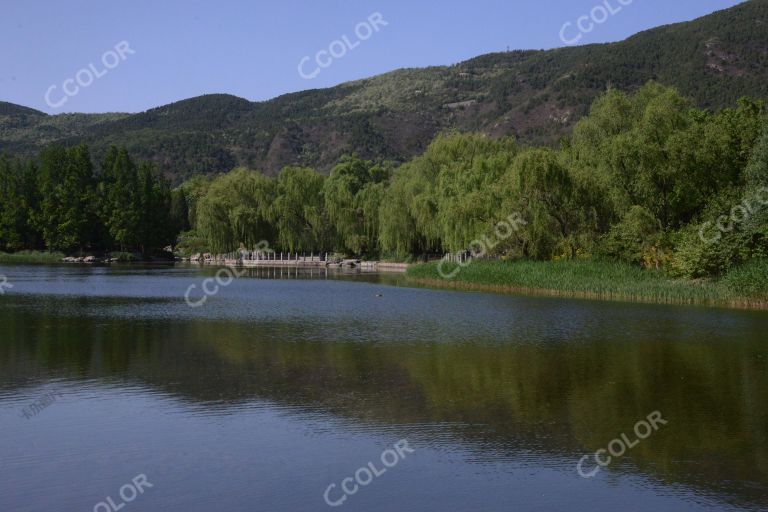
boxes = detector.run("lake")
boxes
[0,264,766,512]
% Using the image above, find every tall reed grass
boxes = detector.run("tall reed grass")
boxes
[406,259,766,308]
[0,251,65,264]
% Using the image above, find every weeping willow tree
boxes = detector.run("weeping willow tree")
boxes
[354,181,387,255]
[515,148,583,259]
[378,168,420,257]
[196,168,275,253]
[378,159,440,257]
[378,133,518,256]
[432,134,518,252]
[270,166,327,252]
[323,156,390,254]
[181,175,213,230]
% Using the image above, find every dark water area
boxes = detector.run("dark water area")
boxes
[0,264,766,511]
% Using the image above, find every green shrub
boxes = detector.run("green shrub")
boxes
[173,230,209,257]
[109,251,137,262]
[600,206,663,266]
[670,186,768,278]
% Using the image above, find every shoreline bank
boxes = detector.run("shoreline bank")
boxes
[0,251,410,273]
[192,254,409,272]
[405,260,768,311]
[406,277,768,311]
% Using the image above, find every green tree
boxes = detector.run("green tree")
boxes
[271,166,326,252]
[101,147,141,251]
[515,148,584,259]
[170,188,191,233]
[196,168,275,253]
[0,156,29,251]
[323,156,389,254]
[137,162,174,253]
[34,145,97,252]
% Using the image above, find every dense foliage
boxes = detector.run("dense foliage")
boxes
[0,145,176,254]
[2,82,767,284]
[178,82,767,283]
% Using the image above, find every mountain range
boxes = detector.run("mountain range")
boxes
[2,0,768,182]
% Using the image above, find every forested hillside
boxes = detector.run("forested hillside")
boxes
[2,0,768,181]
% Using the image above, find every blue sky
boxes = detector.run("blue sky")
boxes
[0,0,746,113]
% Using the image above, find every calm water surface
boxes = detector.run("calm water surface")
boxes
[0,264,766,512]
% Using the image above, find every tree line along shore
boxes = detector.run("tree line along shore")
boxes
[1,81,767,306]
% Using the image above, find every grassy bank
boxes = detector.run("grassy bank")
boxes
[406,259,768,309]
[0,250,65,264]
